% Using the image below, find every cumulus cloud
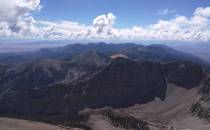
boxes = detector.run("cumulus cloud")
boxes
[146,7,210,41]
[113,7,210,41]
[36,13,117,39]
[0,0,40,37]
[194,7,210,17]
[38,20,89,39]
[0,0,40,22]
[93,13,116,35]
[0,1,210,42]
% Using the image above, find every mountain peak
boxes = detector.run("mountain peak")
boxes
[85,49,98,56]
[71,50,110,66]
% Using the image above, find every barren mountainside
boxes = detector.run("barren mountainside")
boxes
[0,43,209,130]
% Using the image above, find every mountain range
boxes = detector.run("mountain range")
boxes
[0,43,210,130]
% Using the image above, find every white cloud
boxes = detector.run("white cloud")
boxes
[38,20,89,39]
[0,22,12,36]
[156,8,176,16]
[93,13,116,35]
[0,1,210,42]
[194,7,210,17]
[0,0,40,37]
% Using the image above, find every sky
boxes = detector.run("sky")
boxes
[35,0,210,28]
[0,0,210,42]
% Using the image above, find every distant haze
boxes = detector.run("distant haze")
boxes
[0,41,69,53]
[0,40,210,64]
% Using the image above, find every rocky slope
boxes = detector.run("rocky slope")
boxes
[161,61,204,89]
[0,57,204,117]
[0,64,9,90]
[191,74,210,120]
[118,44,209,69]
[0,117,80,130]
[0,51,110,98]
[0,58,166,115]
[71,50,109,65]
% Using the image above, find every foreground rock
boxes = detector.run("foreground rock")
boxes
[0,117,82,130]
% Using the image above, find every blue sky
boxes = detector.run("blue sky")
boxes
[0,0,210,42]
[34,0,210,28]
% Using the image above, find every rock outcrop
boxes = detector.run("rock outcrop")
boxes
[191,75,210,120]
[161,61,204,89]
[80,58,167,108]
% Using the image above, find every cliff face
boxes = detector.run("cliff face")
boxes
[0,64,9,84]
[80,58,167,108]
[161,61,204,89]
